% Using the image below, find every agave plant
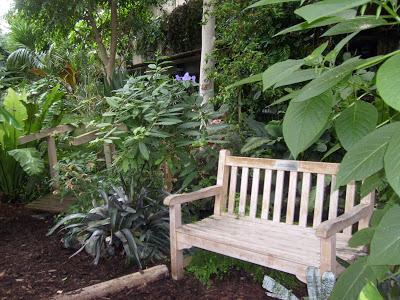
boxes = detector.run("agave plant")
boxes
[48,184,170,267]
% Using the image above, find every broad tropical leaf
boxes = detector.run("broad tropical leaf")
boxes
[384,134,400,196]
[336,122,400,187]
[276,9,357,36]
[348,227,375,248]
[3,88,27,125]
[325,31,359,64]
[8,148,45,176]
[330,257,388,300]
[0,106,22,130]
[369,205,400,265]
[359,282,384,300]
[335,101,378,151]
[283,92,333,158]
[262,59,304,91]
[295,0,371,23]
[376,53,400,111]
[293,57,363,102]
[247,0,299,9]
[323,16,388,36]
[227,73,262,89]
[274,69,317,88]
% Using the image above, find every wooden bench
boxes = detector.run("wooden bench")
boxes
[164,150,374,282]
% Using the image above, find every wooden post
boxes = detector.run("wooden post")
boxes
[199,0,215,105]
[359,191,375,230]
[103,143,114,169]
[320,236,336,274]
[163,161,173,193]
[47,135,59,190]
[170,204,184,280]
[214,149,230,215]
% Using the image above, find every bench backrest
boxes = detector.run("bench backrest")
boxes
[216,150,374,235]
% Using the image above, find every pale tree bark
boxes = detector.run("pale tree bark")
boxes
[85,0,119,84]
[199,0,216,105]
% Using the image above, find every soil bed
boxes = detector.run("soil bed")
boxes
[0,204,134,300]
[0,204,305,299]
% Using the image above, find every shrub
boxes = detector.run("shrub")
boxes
[48,182,169,267]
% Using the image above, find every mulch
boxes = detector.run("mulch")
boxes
[0,203,304,299]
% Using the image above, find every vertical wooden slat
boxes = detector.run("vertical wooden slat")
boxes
[249,168,260,218]
[47,135,59,190]
[228,166,238,214]
[214,150,231,215]
[313,174,325,228]
[261,169,272,220]
[343,181,356,235]
[328,175,339,220]
[272,170,285,223]
[299,172,311,227]
[359,191,375,230]
[286,171,298,225]
[238,167,249,216]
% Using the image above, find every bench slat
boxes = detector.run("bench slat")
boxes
[249,168,260,218]
[273,170,285,223]
[286,171,298,225]
[328,175,339,220]
[239,167,249,216]
[344,181,356,235]
[228,166,238,214]
[299,172,311,227]
[313,174,325,228]
[261,169,272,220]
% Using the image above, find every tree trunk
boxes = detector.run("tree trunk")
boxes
[199,0,216,105]
[86,0,119,84]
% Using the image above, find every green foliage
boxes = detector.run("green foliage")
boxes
[95,62,230,192]
[48,183,169,267]
[161,0,202,54]
[210,0,311,123]
[8,148,44,176]
[187,250,299,289]
[241,0,400,298]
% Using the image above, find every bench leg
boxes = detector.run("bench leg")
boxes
[320,236,336,275]
[170,204,184,280]
[171,246,184,280]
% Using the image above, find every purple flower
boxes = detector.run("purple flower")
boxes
[175,72,196,83]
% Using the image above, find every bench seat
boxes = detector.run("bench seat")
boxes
[176,215,365,281]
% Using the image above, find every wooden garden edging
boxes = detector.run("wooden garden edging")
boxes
[52,265,169,300]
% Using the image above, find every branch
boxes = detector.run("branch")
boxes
[85,9,109,66]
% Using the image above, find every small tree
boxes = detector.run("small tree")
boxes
[14,0,165,83]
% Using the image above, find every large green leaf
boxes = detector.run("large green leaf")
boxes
[283,92,333,158]
[8,148,45,176]
[227,73,262,89]
[359,282,384,300]
[368,205,400,265]
[3,88,27,125]
[293,57,363,102]
[376,53,400,111]
[262,59,304,91]
[325,31,359,64]
[384,134,400,196]
[295,0,371,23]
[247,0,299,9]
[335,101,378,151]
[0,106,22,130]
[276,9,357,35]
[330,256,388,300]
[274,69,317,88]
[323,17,388,36]
[336,122,400,187]
[348,227,375,248]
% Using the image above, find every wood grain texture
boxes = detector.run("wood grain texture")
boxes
[286,171,298,225]
[299,173,311,227]
[239,167,249,216]
[249,168,260,218]
[228,166,238,214]
[273,170,285,223]
[261,169,272,220]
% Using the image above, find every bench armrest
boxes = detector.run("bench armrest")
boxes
[164,185,223,206]
[316,204,374,238]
